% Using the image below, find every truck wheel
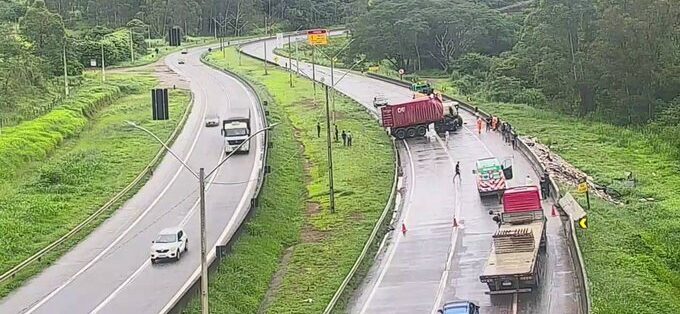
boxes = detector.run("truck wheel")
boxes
[394,128,406,140]
[406,127,417,138]
[416,126,427,136]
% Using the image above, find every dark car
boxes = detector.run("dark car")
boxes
[437,301,480,314]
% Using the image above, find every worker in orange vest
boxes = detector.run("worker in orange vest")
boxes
[492,116,498,131]
[476,116,483,134]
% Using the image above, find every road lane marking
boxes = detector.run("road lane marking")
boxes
[359,140,416,314]
[513,292,518,314]
[23,55,211,314]
[91,55,264,313]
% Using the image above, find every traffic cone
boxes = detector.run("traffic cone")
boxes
[453,218,459,228]
[401,223,407,235]
[551,205,558,217]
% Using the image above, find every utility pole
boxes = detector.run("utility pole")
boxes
[62,45,69,96]
[312,47,316,95]
[295,40,300,76]
[263,15,268,75]
[288,34,293,87]
[129,28,135,63]
[213,19,217,38]
[324,85,336,213]
[101,42,106,82]
[199,168,209,314]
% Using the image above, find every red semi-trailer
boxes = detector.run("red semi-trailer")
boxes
[380,97,462,139]
[480,186,547,294]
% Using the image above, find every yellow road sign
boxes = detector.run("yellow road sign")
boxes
[578,216,588,229]
[368,66,380,72]
[307,29,328,46]
[577,182,588,193]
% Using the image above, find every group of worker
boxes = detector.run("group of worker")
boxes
[473,113,518,149]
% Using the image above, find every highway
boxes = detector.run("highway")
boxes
[241,35,582,313]
[0,45,266,313]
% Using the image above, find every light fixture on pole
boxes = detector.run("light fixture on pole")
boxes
[125,121,279,314]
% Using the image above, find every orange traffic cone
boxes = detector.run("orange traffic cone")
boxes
[401,223,407,235]
[453,218,459,228]
[551,205,558,217]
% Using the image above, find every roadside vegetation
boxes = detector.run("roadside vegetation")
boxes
[183,47,394,313]
[0,72,190,297]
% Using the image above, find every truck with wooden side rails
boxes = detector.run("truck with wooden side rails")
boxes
[380,96,462,139]
[479,186,547,294]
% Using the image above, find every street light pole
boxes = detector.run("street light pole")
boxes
[100,42,106,82]
[263,16,268,75]
[199,167,208,314]
[288,34,293,87]
[125,121,278,314]
[129,28,135,63]
[62,45,69,96]
[324,85,336,213]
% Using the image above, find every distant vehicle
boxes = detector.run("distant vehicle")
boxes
[181,49,188,54]
[473,157,513,197]
[178,58,185,64]
[205,114,220,127]
[221,108,251,153]
[437,300,480,314]
[150,227,188,264]
[373,95,389,108]
[480,186,547,294]
[379,97,462,139]
[410,81,433,95]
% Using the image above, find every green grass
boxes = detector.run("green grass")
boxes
[0,72,190,297]
[183,47,394,313]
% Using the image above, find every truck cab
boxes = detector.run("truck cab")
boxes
[221,109,251,154]
[473,157,513,197]
[410,81,433,95]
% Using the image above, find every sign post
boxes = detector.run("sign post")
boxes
[577,179,590,211]
[399,68,405,80]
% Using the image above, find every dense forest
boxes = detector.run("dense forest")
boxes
[351,0,680,126]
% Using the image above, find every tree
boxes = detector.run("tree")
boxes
[19,0,67,75]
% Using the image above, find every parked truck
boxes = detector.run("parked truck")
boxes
[473,157,513,197]
[380,97,462,139]
[221,108,251,154]
[479,186,547,294]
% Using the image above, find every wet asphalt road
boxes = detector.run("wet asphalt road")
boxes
[0,44,266,313]
[241,35,582,314]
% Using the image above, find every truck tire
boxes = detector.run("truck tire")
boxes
[406,127,417,138]
[416,126,427,136]
[394,128,406,140]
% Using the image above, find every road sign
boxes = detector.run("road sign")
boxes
[577,182,588,193]
[307,29,328,46]
[90,59,97,67]
[274,56,280,63]
[399,68,405,75]
[578,216,588,229]
[368,66,380,72]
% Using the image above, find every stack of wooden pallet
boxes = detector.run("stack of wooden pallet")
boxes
[492,228,535,253]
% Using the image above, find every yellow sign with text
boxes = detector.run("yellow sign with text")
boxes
[307,29,328,46]
[577,182,588,193]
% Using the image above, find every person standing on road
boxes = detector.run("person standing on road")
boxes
[317,122,321,138]
[347,131,353,147]
[453,161,461,181]
[486,116,492,131]
[341,130,347,146]
[476,116,483,134]
[511,129,517,149]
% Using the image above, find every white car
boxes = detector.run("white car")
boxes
[178,58,185,64]
[205,114,220,127]
[150,227,188,264]
[373,95,389,107]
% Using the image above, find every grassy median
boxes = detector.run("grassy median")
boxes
[0,72,190,297]
[185,47,394,313]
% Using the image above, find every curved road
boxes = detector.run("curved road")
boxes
[241,35,582,313]
[0,45,266,313]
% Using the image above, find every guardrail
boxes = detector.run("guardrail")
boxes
[323,141,401,313]
[0,92,194,287]
[365,72,591,314]
[164,49,271,314]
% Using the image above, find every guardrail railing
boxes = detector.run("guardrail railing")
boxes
[0,93,194,286]
[365,72,591,314]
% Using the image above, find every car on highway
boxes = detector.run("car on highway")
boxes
[205,113,220,127]
[150,227,188,264]
[181,49,188,54]
[437,300,480,314]
[373,95,389,107]
[178,58,185,64]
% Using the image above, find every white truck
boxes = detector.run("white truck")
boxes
[221,108,251,154]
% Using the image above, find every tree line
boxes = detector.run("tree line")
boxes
[351,0,680,126]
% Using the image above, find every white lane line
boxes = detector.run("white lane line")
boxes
[513,292,518,314]
[24,63,210,314]
[91,57,258,313]
[359,140,416,314]
[157,67,266,314]
[462,123,493,156]
[430,134,462,312]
